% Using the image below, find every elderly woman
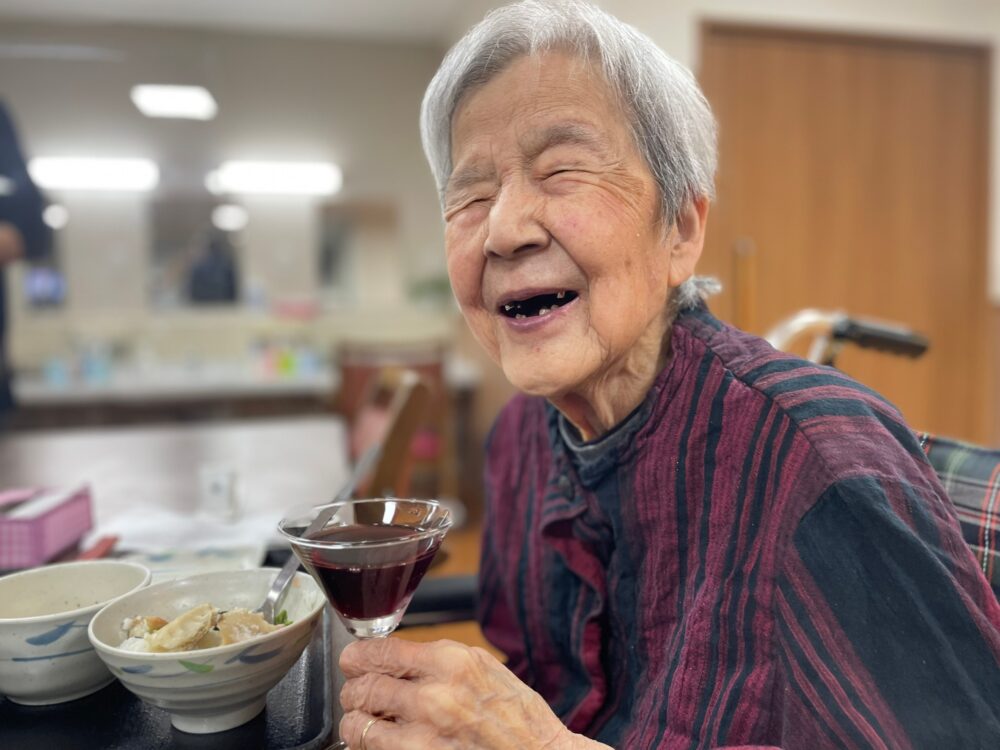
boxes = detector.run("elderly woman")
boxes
[338,2,1000,748]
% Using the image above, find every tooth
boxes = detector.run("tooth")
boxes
[504,304,513,312]
[538,307,551,316]
[515,313,526,319]
[556,291,565,299]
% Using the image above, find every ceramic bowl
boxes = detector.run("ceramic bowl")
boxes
[0,560,151,705]
[88,568,325,734]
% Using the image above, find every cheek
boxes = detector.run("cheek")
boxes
[588,253,671,337]
[444,236,483,308]
[444,233,501,359]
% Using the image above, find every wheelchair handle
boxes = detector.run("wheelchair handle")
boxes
[831,317,929,358]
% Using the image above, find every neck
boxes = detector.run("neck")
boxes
[551,318,673,442]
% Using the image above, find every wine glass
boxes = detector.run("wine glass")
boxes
[278,498,453,639]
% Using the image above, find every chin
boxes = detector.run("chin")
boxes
[502,360,574,399]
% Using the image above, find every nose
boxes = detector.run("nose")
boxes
[483,180,548,259]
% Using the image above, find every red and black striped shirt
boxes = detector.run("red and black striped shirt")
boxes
[479,305,1000,749]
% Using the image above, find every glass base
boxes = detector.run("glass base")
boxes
[338,611,404,639]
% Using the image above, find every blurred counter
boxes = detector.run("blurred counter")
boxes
[7,306,475,429]
[8,358,338,429]
[9,354,480,436]
[14,364,337,405]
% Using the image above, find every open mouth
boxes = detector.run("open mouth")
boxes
[499,290,579,319]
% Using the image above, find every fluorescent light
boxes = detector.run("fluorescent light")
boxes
[0,43,124,62]
[211,204,248,232]
[131,85,217,120]
[205,161,342,196]
[28,157,159,192]
[43,204,69,230]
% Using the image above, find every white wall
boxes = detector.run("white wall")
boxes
[56,193,150,311]
[239,196,320,303]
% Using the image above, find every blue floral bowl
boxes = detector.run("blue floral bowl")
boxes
[88,568,325,734]
[0,560,151,705]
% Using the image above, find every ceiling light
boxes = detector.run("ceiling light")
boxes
[28,157,159,192]
[43,204,69,230]
[205,161,342,196]
[211,204,249,232]
[0,43,124,63]
[131,84,217,120]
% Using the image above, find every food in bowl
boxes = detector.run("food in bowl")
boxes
[119,603,283,653]
[0,560,151,705]
[88,569,325,734]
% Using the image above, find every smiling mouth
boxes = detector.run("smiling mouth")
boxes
[499,290,579,319]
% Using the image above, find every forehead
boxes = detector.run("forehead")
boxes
[450,51,629,160]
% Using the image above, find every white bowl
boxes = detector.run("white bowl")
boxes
[88,568,325,734]
[0,560,151,705]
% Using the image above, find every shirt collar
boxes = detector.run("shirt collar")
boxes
[554,394,653,487]
[547,304,713,488]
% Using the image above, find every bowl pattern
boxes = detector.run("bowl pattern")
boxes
[0,560,152,706]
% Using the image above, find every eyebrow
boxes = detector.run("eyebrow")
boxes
[522,121,609,161]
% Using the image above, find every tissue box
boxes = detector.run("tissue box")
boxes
[0,486,93,569]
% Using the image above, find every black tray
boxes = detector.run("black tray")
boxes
[0,609,336,750]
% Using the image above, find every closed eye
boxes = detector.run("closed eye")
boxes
[444,195,492,221]
[463,195,492,209]
[542,165,592,181]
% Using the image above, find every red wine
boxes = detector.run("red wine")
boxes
[300,524,440,620]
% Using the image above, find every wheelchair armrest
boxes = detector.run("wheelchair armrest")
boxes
[400,574,478,628]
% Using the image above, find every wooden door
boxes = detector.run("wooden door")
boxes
[698,25,996,443]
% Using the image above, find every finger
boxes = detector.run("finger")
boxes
[340,672,422,722]
[340,711,412,750]
[340,637,447,679]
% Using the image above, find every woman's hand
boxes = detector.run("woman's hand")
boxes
[339,637,610,750]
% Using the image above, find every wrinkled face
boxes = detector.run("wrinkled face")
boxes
[444,52,681,397]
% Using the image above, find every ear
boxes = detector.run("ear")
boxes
[667,195,709,288]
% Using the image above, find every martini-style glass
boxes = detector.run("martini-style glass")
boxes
[278,498,452,639]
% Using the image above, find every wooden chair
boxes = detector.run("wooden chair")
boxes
[336,340,459,500]
[351,368,432,500]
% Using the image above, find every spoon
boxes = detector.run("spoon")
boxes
[257,442,382,624]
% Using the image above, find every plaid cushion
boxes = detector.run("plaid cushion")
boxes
[921,432,1000,599]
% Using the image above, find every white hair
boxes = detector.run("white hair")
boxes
[420,0,719,310]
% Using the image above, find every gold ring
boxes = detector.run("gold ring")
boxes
[359,716,380,750]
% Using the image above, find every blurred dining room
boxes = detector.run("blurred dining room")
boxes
[2,0,1000,747]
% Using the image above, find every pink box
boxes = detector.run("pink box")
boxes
[0,486,93,569]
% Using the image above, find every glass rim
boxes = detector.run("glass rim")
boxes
[277,497,453,550]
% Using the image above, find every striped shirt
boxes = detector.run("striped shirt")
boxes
[479,305,1000,750]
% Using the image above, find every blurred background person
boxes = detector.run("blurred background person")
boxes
[187,230,239,305]
[0,100,50,425]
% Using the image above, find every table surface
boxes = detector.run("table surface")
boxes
[0,416,351,532]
